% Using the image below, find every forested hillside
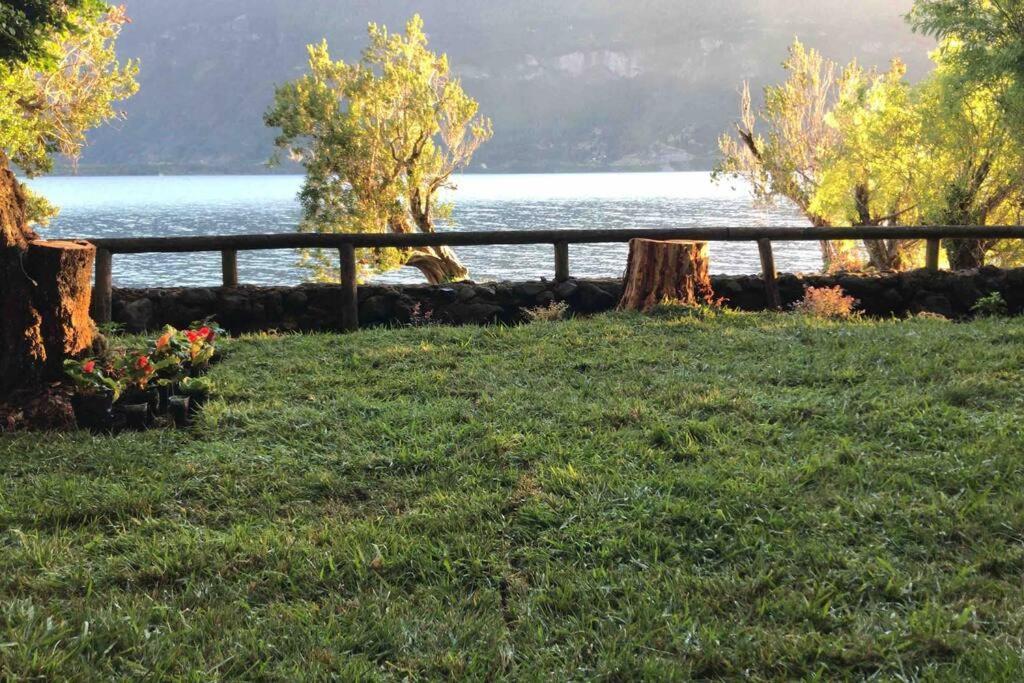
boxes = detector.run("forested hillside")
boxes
[79,0,933,174]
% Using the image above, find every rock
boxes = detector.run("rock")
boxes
[911,293,955,319]
[283,289,308,310]
[535,290,556,306]
[181,288,217,307]
[712,277,743,296]
[570,281,618,313]
[554,280,579,299]
[121,297,154,333]
[515,282,548,298]
[109,269,1024,331]
[361,295,396,325]
[446,303,505,324]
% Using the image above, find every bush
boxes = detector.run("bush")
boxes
[525,301,569,322]
[793,286,859,319]
[972,292,1008,318]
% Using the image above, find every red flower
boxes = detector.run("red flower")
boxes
[186,330,201,344]
[199,326,213,341]
[136,355,152,372]
[82,360,96,374]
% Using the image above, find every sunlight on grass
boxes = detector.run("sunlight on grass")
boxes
[2,311,1024,679]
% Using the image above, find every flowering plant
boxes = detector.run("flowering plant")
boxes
[120,352,159,392]
[64,358,123,400]
[150,326,189,384]
[182,321,224,372]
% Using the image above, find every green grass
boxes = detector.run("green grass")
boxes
[3,310,1024,680]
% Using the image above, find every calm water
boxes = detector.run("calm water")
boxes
[28,173,817,287]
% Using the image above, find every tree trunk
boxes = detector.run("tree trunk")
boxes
[944,239,987,271]
[618,239,714,312]
[0,165,96,398]
[864,239,919,272]
[406,245,469,285]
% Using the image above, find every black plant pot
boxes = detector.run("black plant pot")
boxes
[156,384,174,416]
[169,396,191,427]
[184,392,209,419]
[70,393,115,433]
[122,403,151,431]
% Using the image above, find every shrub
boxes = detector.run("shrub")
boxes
[972,292,1008,318]
[793,286,859,319]
[525,301,569,322]
[408,302,435,326]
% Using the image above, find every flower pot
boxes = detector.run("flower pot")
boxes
[156,384,174,416]
[184,392,209,419]
[189,364,210,378]
[70,393,114,433]
[122,403,151,431]
[124,387,160,419]
[169,396,191,427]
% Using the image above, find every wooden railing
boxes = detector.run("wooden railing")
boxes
[87,226,1024,331]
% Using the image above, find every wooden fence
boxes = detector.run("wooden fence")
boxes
[87,226,1024,331]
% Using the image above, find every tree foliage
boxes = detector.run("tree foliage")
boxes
[909,0,1024,124]
[266,15,493,284]
[0,4,138,226]
[719,34,1024,272]
[716,42,899,271]
[0,0,103,64]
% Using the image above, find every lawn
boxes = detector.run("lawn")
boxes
[3,310,1024,679]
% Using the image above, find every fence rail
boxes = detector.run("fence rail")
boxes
[86,225,1024,331]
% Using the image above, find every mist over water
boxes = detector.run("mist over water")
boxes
[30,173,819,287]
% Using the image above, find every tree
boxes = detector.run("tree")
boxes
[0,4,138,397]
[915,64,1024,269]
[909,0,1024,126]
[810,61,925,271]
[266,15,493,285]
[715,42,861,271]
[0,0,102,62]
[909,1,1024,268]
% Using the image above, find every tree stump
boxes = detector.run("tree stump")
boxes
[0,240,96,395]
[618,239,714,312]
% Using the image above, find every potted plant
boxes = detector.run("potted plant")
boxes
[117,352,160,430]
[64,358,122,432]
[183,324,219,376]
[150,326,188,413]
[178,376,214,419]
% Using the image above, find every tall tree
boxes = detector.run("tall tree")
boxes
[715,41,861,271]
[915,65,1024,268]
[909,0,1024,124]
[909,0,1024,268]
[0,4,137,397]
[266,15,493,285]
[811,60,924,271]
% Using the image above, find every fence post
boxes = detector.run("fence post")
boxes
[221,249,239,287]
[554,241,570,282]
[338,243,359,333]
[92,248,113,324]
[925,238,941,272]
[757,238,782,310]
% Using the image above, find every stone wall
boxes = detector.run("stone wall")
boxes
[111,267,1024,333]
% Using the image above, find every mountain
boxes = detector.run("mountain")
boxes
[75,0,935,174]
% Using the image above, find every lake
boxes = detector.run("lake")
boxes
[28,173,817,287]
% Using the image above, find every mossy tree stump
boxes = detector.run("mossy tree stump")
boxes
[618,238,714,312]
